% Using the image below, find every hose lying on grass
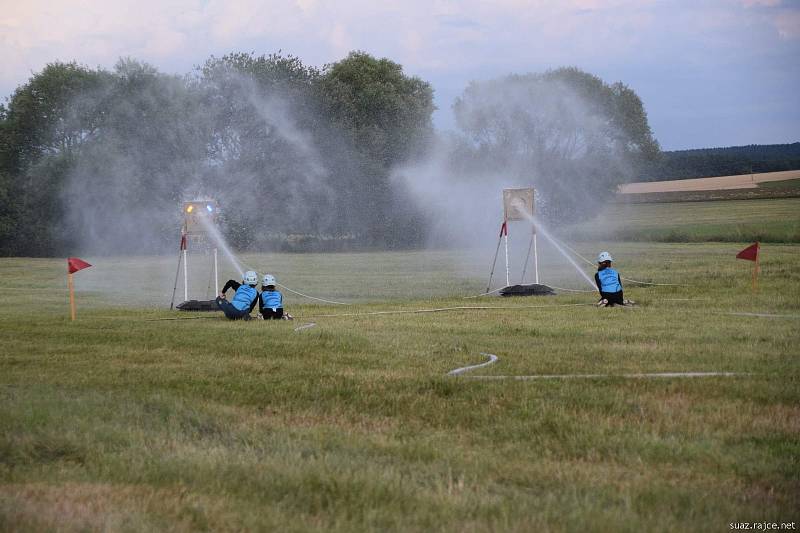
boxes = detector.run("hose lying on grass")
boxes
[557,240,683,286]
[447,352,750,379]
[299,302,595,319]
[141,298,736,322]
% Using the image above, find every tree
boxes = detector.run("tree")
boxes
[319,52,435,247]
[3,62,110,169]
[62,59,211,254]
[0,62,111,254]
[453,67,660,221]
[196,52,336,248]
[320,51,434,168]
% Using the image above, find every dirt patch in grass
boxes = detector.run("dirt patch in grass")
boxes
[0,482,240,532]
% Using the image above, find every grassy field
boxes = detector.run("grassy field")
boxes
[1,221,799,529]
[566,197,800,243]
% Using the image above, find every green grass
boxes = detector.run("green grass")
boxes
[566,197,800,243]
[1,239,799,531]
[757,177,800,191]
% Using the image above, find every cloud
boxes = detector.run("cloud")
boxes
[775,9,800,38]
[0,0,796,148]
[741,0,781,6]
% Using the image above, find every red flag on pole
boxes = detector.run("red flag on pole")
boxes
[66,258,91,321]
[736,243,759,262]
[180,234,187,250]
[67,257,92,274]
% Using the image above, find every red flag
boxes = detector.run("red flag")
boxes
[67,257,92,274]
[180,234,187,250]
[736,242,759,262]
[500,221,508,237]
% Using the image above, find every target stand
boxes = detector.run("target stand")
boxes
[170,200,222,311]
[486,187,554,297]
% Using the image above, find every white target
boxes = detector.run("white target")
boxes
[503,188,534,221]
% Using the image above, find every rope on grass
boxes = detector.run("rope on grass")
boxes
[446,353,750,380]
[293,322,317,331]
[276,283,350,306]
[299,302,595,319]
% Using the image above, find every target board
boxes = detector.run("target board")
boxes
[502,188,534,221]
[182,200,219,235]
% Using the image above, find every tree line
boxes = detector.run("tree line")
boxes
[0,52,660,256]
[638,143,800,182]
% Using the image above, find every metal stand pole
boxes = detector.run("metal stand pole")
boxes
[169,249,183,310]
[534,232,539,284]
[521,226,535,284]
[214,248,219,296]
[183,248,188,302]
[486,222,505,293]
[504,225,510,287]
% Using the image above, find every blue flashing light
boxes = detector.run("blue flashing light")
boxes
[206,204,214,213]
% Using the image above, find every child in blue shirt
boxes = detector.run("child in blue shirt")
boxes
[216,270,260,320]
[259,274,287,320]
[595,251,625,307]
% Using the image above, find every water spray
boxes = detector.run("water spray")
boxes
[482,187,598,296]
[527,215,596,289]
[198,216,245,277]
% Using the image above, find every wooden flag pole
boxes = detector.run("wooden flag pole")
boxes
[68,272,76,321]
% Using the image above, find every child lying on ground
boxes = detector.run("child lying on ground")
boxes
[216,270,259,320]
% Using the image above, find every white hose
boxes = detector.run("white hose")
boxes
[458,372,749,380]
[548,285,596,293]
[276,283,350,305]
[721,312,800,319]
[463,287,504,299]
[446,353,749,379]
[447,353,498,375]
[300,302,594,319]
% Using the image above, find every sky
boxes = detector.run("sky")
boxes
[0,0,798,150]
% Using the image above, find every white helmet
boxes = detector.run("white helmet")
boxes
[262,274,276,286]
[243,270,259,285]
[596,251,614,263]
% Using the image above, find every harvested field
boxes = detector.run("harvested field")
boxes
[564,197,800,243]
[619,170,800,194]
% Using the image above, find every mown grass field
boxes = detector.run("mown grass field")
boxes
[2,208,799,530]
[567,197,800,243]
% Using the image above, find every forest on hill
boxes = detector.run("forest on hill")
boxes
[639,143,800,181]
